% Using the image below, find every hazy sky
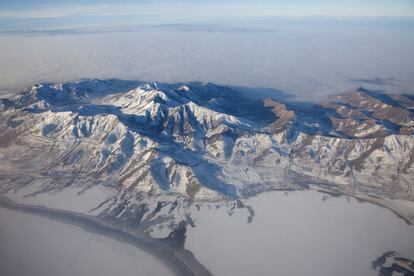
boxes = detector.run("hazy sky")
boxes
[0,0,413,31]
[0,2,413,100]
[1,19,413,100]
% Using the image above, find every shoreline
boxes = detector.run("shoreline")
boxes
[0,196,212,276]
[309,188,414,226]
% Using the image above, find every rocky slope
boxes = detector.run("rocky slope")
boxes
[0,80,413,231]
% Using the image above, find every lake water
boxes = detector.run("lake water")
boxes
[1,190,413,276]
[0,207,174,276]
[186,191,414,276]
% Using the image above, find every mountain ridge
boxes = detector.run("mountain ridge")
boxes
[1,79,413,230]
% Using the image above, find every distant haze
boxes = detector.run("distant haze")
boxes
[0,0,413,25]
[0,18,413,101]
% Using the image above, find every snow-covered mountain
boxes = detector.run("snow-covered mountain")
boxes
[1,80,413,230]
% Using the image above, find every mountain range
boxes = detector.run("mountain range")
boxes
[1,79,413,231]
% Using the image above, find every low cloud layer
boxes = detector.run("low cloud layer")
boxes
[0,19,413,101]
